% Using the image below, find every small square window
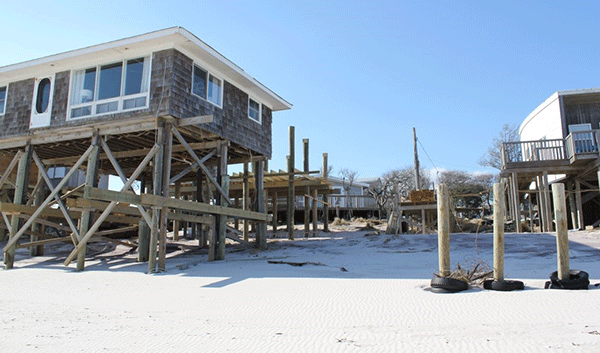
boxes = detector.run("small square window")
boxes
[248,98,261,123]
[192,64,223,107]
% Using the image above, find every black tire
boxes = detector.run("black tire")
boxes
[430,276,469,293]
[547,270,589,290]
[483,279,524,291]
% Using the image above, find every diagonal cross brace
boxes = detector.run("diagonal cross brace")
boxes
[99,138,152,226]
[169,149,216,185]
[171,127,231,205]
[0,150,24,190]
[32,150,82,245]
[3,144,94,252]
[64,143,160,266]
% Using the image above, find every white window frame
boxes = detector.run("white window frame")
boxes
[0,84,8,115]
[191,63,223,108]
[248,96,262,124]
[68,56,151,120]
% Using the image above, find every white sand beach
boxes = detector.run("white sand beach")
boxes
[2,225,600,352]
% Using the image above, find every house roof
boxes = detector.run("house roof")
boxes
[0,26,292,111]
[519,88,600,135]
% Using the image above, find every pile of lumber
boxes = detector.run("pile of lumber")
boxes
[409,189,435,202]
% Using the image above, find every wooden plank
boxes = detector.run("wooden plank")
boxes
[322,153,329,232]
[176,114,213,127]
[0,150,23,189]
[167,210,213,225]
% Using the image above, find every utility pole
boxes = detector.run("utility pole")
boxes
[413,127,421,190]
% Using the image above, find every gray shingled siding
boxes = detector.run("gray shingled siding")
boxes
[0,78,34,137]
[50,71,70,126]
[0,48,272,157]
[167,49,272,157]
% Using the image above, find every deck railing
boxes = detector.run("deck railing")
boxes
[501,138,565,165]
[565,130,600,157]
[501,129,600,168]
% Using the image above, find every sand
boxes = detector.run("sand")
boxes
[1,226,600,352]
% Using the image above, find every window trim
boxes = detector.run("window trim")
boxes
[191,62,224,108]
[0,83,8,116]
[67,55,152,120]
[248,96,262,124]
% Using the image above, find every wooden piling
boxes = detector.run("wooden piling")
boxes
[493,182,505,282]
[312,188,318,234]
[77,134,100,271]
[272,191,278,233]
[255,160,267,249]
[173,181,182,240]
[551,183,569,281]
[243,162,249,242]
[138,174,150,262]
[216,142,229,260]
[322,153,329,232]
[437,184,450,277]
[303,138,310,237]
[5,145,32,269]
[287,126,295,240]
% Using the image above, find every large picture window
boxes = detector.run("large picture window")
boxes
[192,64,222,107]
[70,56,150,119]
[0,86,7,115]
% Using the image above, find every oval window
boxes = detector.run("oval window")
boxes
[36,78,51,114]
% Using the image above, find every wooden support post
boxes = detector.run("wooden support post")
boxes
[528,194,534,232]
[551,183,569,281]
[76,133,100,271]
[197,170,206,247]
[216,142,229,261]
[173,181,182,241]
[512,173,521,233]
[567,181,578,230]
[233,197,240,231]
[255,160,267,249]
[287,126,295,240]
[5,145,32,269]
[437,184,450,277]
[158,123,173,271]
[421,208,426,234]
[208,217,217,262]
[575,179,585,229]
[303,139,310,237]
[30,169,46,256]
[322,153,329,232]
[537,176,548,232]
[243,162,249,242]
[148,124,165,274]
[543,171,553,232]
[493,182,505,282]
[271,191,279,237]
[312,188,318,235]
[138,174,150,262]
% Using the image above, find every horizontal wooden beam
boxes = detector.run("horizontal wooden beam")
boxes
[166,210,213,225]
[176,115,214,127]
[86,187,269,221]
[42,140,222,166]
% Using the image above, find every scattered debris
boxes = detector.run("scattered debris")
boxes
[267,260,326,267]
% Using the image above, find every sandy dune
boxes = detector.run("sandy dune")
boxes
[1,228,600,352]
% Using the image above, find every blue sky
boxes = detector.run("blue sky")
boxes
[2,1,600,179]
